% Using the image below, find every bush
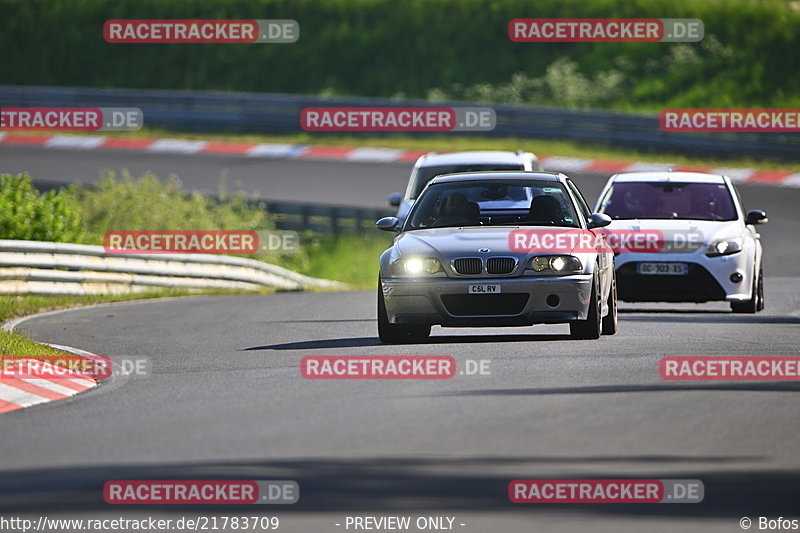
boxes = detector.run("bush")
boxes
[66,171,272,243]
[0,174,84,242]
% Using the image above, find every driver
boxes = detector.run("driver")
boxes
[433,192,473,227]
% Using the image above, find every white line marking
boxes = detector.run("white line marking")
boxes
[712,168,755,182]
[246,143,307,158]
[623,162,676,172]
[45,135,106,150]
[345,147,404,162]
[146,139,208,154]
[19,378,83,396]
[0,382,49,408]
[780,174,800,188]
[540,157,592,172]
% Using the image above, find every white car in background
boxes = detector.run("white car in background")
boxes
[387,150,540,222]
[594,172,767,313]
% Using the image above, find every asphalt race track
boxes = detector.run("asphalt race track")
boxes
[1,144,800,532]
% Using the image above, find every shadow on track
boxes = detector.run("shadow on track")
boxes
[433,383,800,398]
[1,456,798,517]
[244,333,573,351]
[620,313,800,324]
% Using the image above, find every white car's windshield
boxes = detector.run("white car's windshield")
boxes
[600,182,737,221]
[409,164,524,199]
[406,180,579,229]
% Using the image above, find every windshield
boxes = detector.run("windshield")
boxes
[406,180,579,230]
[408,163,524,199]
[599,182,737,221]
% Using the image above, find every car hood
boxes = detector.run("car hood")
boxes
[395,226,587,257]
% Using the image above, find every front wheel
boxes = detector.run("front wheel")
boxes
[731,265,763,314]
[377,279,431,344]
[601,271,618,335]
[570,275,601,340]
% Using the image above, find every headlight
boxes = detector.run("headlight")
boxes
[706,238,743,257]
[391,257,443,276]
[526,255,582,273]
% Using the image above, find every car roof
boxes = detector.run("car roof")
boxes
[418,151,527,166]
[610,171,727,184]
[429,171,562,185]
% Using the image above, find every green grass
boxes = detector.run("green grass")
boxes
[74,128,800,174]
[289,233,393,289]
[0,331,68,357]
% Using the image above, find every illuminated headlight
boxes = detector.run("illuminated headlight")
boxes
[527,255,582,273]
[706,238,743,257]
[391,257,443,276]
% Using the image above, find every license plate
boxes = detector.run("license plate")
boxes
[469,284,501,294]
[637,262,688,275]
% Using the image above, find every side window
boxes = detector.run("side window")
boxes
[566,179,592,219]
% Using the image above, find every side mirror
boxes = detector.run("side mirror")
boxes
[746,209,768,225]
[375,216,400,232]
[587,213,612,229]
[387,192,402,207]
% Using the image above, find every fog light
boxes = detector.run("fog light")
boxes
[730,272,743,283]
[546,294,560,307]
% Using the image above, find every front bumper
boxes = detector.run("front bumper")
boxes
[381,275,593,327]
[614,251,754,303]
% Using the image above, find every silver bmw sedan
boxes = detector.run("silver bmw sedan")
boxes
[376,172,618,343]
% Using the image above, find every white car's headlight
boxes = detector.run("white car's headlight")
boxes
[391,257,443,276]
[526,255,582,273]
[705,238,743,257]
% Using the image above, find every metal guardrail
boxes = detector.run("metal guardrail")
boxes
[260,200,392,234]
[1,85,798,161]
[0,240,342,295]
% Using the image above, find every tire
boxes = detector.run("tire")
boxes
[570,274,601,340]
[601,271,618,335]
[377,279,431,344]
[731,265,763,314]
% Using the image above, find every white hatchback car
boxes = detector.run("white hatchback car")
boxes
[594,172,767,313]
[387,150,540,222]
